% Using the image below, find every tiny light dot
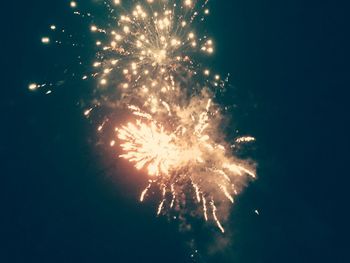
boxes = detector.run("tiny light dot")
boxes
[70,1,77,8]
[28,83,37,91]
[41,37,50,44]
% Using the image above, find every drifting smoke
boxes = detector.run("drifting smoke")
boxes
[31,0,256,233]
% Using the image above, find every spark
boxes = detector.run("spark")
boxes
[28,83,38,91]
[211,200,225,233]
[193,183,201,203]
[236,136,256,143]
[170,184,176,208]
[140,183,152,202]
[157,199,165,216]
[41,37,50,44]
[202,194,208,221]
[70,1,77,8]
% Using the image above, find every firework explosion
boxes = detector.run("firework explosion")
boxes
[31,0,256,233]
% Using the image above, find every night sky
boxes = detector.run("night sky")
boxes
[1,1,349,262]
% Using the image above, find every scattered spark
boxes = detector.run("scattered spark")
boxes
[140,184,151,202]
[157,199,165,216]
[211,200,225,233]
[236,136,256,143]
[70,1,77,8]
[41,37,50,44]
[202,194,208,221]
[84,108,93,117]
[28,83,38,91]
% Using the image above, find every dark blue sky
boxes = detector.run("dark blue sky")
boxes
[1,1,348,262]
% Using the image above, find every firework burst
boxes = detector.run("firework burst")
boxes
[31,0,256,233]
[115,93,255,232]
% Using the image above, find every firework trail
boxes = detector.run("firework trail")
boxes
[31,0,256,233]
